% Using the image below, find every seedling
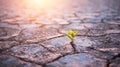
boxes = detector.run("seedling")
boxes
[66,30,78,52]
[66,29,78,42]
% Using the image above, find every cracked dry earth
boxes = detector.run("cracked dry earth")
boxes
[0,0,120,67]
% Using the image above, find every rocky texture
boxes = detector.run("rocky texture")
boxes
[14,27,62,43]
[46,53,107,67]
[6,44,61,64]
[0,55,42,67]
[42,36,73,53]
[0,41,19,52]
[0,0,120,67]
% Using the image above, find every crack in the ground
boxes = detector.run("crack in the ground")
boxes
[0,41,20,54]
[45,52,75,64]
[111,53,120,60]
[44,34,65,41]
[106,53,120,67]
[106,53,120,66]
[77,25,120,37]
[77,32,120,37]
[87,47,120,67]
[106,59,111,67]
[5,52,74,67]
[39,43,54,53]
[2,46,76,67]
[21,34,65,45]
[0,28,25,41]
[86,47,113,59]
[70,41,77,53]
[0,53,44,67]
[9,54,43,65]
[86,47,111,67]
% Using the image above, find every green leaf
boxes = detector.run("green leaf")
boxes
[69,29,73,33]
[66,30,78,41]
[70,30,75,37]
[66,34,73,40]
[75,32,78,36]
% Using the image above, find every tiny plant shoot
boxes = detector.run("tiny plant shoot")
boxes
[66,30,78,42]
[66,30,78,52]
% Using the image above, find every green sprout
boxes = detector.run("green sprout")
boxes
[66,30,78,42]
[66,30,78,52]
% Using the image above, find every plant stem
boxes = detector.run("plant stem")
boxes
[70,40,77,52]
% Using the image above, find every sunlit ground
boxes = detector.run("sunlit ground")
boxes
[23,0,64,9]
[0,0,119,24]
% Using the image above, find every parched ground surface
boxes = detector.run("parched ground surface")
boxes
[0,0,120,67]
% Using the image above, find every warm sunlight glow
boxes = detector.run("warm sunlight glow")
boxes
[25,0,59,9]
